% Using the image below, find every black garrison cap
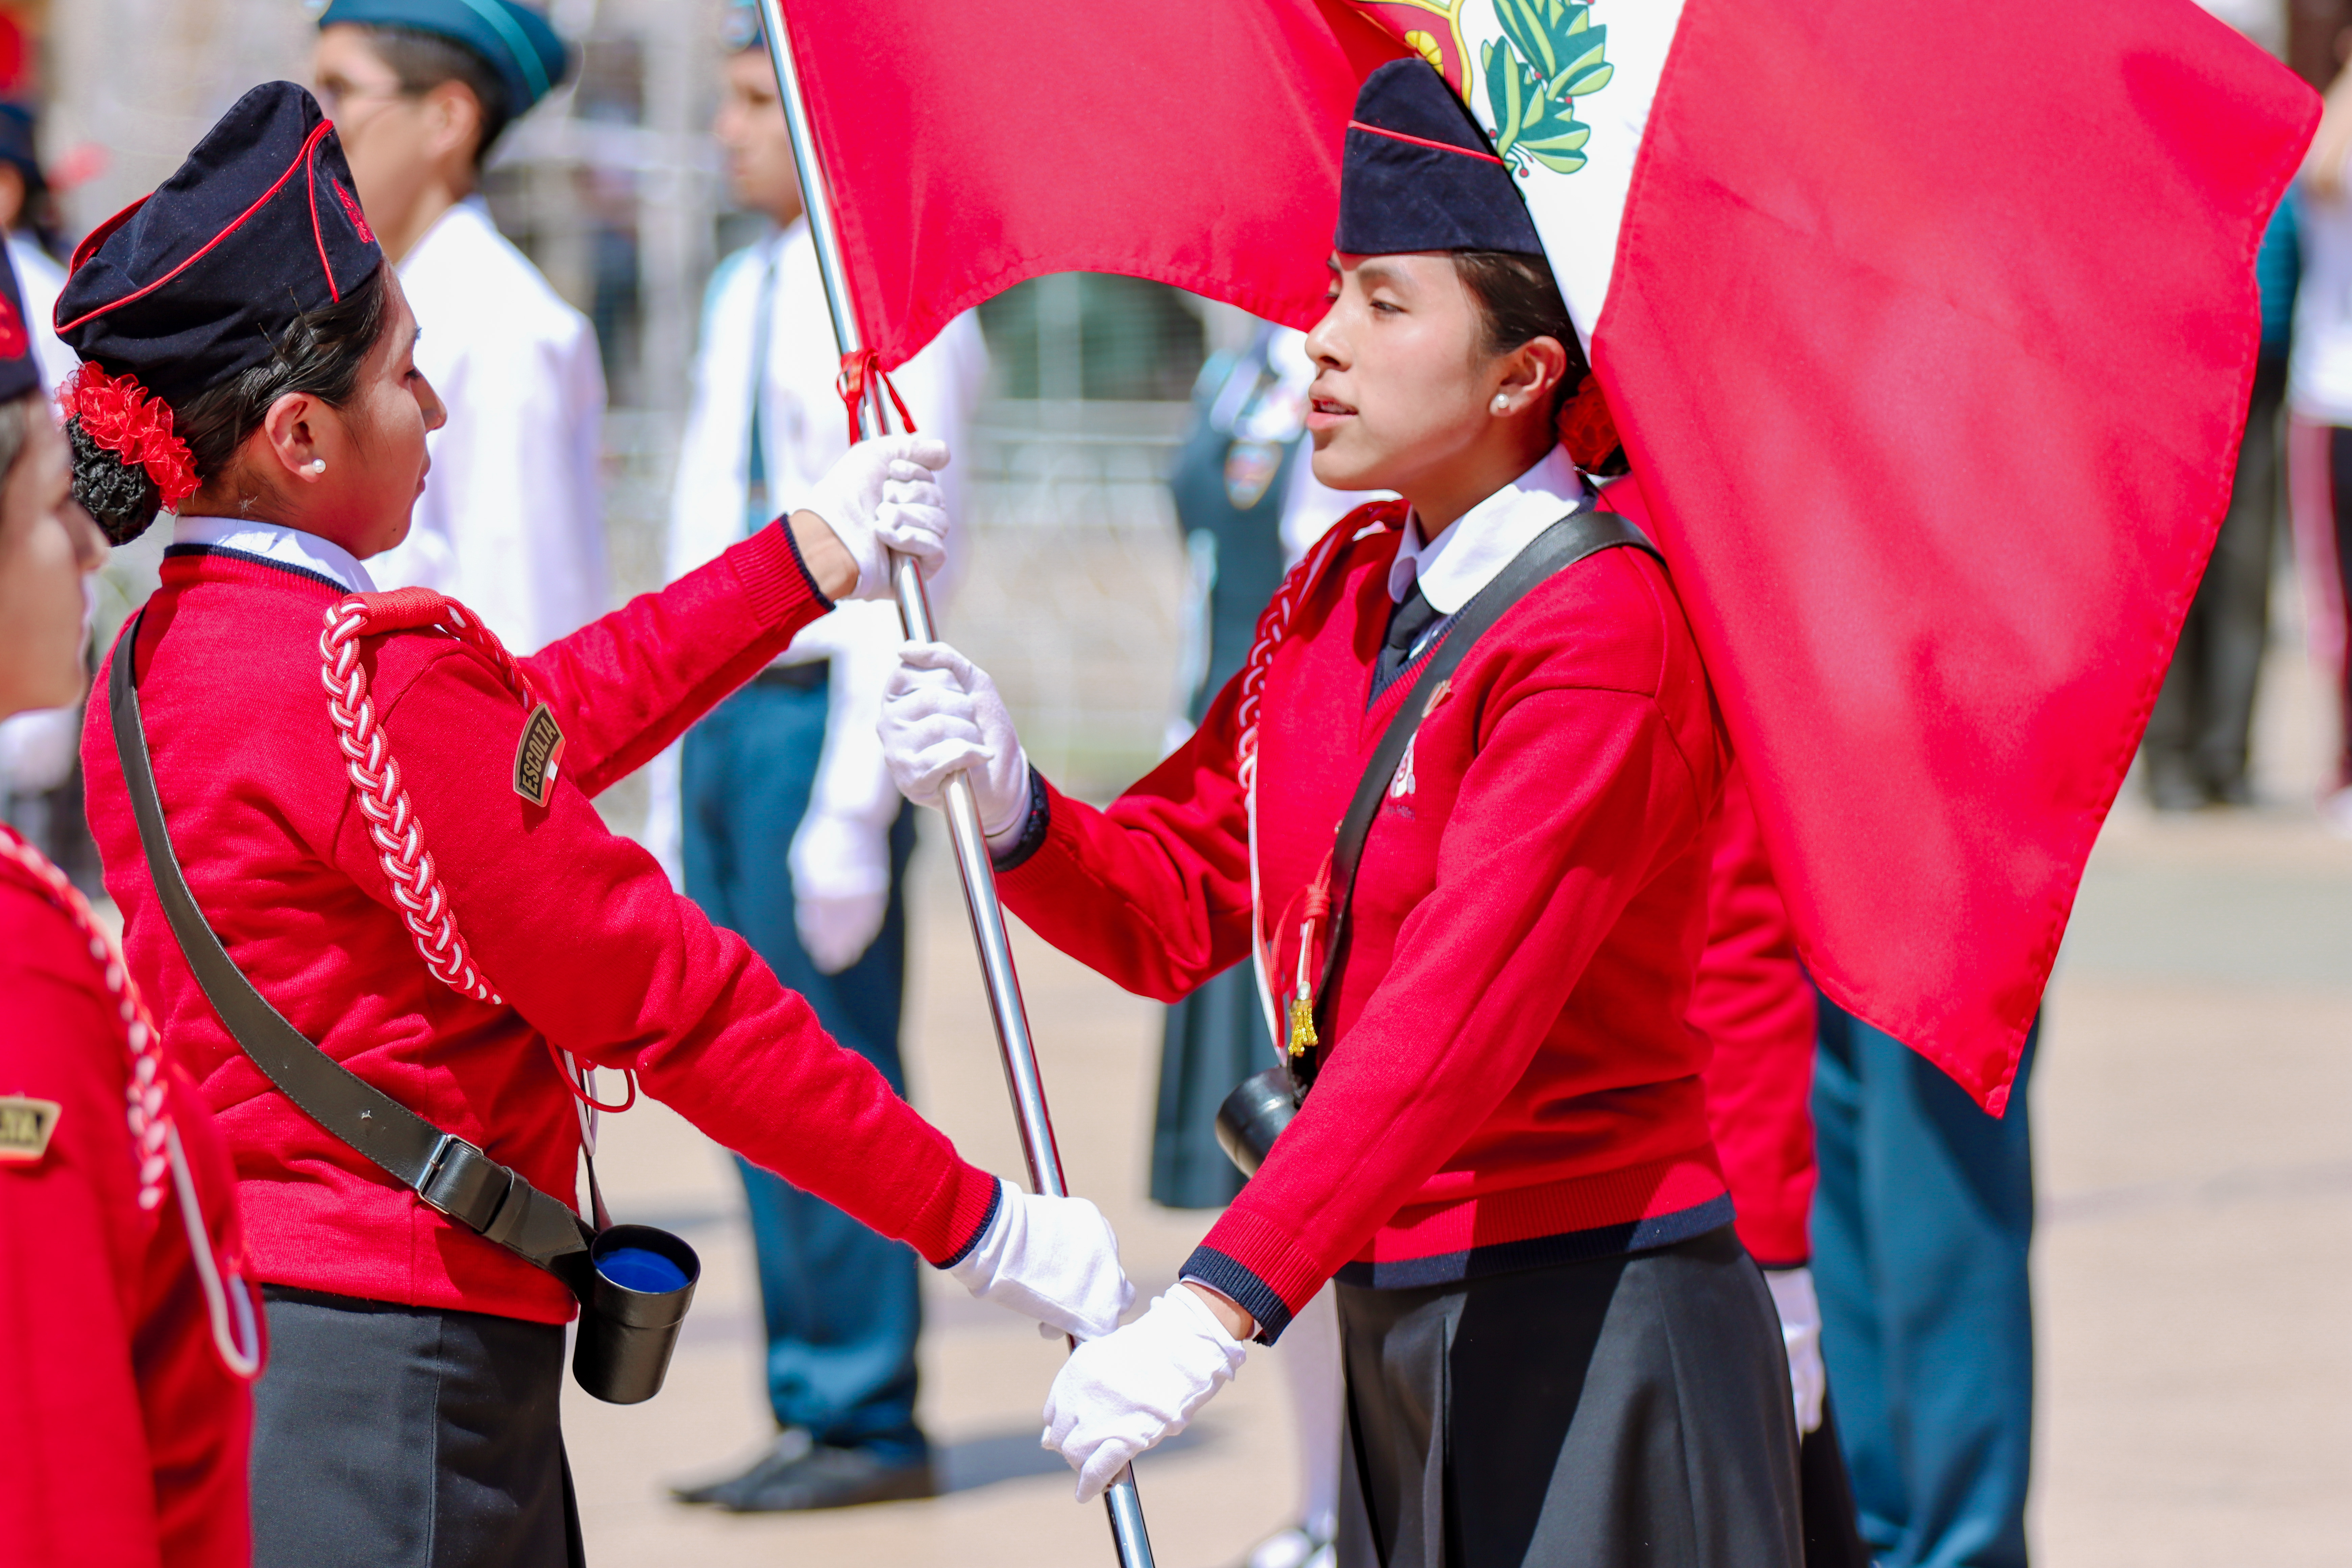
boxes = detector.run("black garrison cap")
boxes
[53,82,383,409]
[1337,59,1544,257]
[0,234,42,403]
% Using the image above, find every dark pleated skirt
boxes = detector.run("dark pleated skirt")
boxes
[1334,1225,1802,1568]
[251,1288,585,1568]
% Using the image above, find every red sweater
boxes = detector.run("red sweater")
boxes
[0,841,253,1568]
[1692,763,1818,1270]
[82,526,998,1325]
[998,501,1728,1337]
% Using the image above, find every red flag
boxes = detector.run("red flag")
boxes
[778,0,1402,368]
[780,0,2314,1110]
[1585,4,2313,1110]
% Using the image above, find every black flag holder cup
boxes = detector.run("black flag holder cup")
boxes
[755,4,1155,1563]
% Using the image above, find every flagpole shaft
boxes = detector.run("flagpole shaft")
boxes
[755,7,1155,1564]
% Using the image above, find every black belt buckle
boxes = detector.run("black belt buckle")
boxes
[417,1132,515,1233]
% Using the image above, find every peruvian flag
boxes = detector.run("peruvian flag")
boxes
[779,0,2314,1111]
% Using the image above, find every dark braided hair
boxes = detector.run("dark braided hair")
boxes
[70,265,392,545]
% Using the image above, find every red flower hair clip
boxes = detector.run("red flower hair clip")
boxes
[57,362,200,508]
[1557,371,1622,473]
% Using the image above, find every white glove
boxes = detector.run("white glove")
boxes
[803,435,953,601]
[948,1178,1134,1343]
[789,812,890,974]
[879,642,1032,839]
[1765,1266,1826,1435]
[1042,1286,1247,1502]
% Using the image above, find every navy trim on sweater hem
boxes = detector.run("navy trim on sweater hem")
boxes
[1179,1246,1293,1344]
[1331,1194,1738,1292]
[936,1177,1004,1270]
[989,765,1051,872]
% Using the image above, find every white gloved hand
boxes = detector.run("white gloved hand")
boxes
[1042,1286,1247,1502]
[789,812,890,975]
[879,642,1031,839]
[1765,1266,1826,1435]
[803,435,953,601]
[948,1178,1134,1343]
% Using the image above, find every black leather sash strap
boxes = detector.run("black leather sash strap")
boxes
[110,612,592,1285]
[1305,506,1661,1075]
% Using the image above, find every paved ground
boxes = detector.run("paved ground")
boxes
[562,645,2352,1566]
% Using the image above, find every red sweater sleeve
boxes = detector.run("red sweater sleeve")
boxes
[1691,763,1818,1268]
[1192,682,1713,1317]
[519,520,832,797]
[0,891,251,1568]
[343,572,997,1266]
[997,674,1257,1002]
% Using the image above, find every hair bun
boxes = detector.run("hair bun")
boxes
[68,418,163,545]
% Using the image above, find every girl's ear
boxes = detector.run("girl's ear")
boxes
[259,391,321,479]
[1498,334,1572,405]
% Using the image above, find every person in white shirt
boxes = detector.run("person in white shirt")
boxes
[311,0,608,655]
[657,6,988,1514]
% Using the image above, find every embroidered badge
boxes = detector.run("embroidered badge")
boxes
[333,179,375,246]
[512,703,567,807]
[0,1096,61,1164]
[1389,678,1451,802]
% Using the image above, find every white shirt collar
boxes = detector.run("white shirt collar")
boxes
[172,516,377,595]
[1388,446,1593,613]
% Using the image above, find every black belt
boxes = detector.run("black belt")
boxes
[751,659,829,691]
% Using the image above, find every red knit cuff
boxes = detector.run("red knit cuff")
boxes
[731,518,832,629]
[903,1157,1005,1268]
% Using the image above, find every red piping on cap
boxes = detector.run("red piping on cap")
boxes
[1345,119,1507,166]
[57,120,338,334]
[305,131,338,303]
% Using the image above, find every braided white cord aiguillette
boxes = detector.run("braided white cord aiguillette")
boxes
[320,597,508,1005]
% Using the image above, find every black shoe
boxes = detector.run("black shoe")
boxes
[715,1444,938,1512]
[670,1430,814,1506]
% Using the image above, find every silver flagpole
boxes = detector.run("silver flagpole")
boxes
[753,6,1157,1564]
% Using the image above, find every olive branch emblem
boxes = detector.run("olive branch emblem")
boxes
[1480,0,1613,176]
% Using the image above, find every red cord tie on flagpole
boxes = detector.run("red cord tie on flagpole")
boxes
[836,348,916,445]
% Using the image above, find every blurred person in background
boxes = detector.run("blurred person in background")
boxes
[1809,995,2037,1568]
[2296,34,2352,833]
[0,236,263,1568]
[312,0,610,654]
[2143,193,2296,810]
[0,100,99,880]
[657,2,988,1513]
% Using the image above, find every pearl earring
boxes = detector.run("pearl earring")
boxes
[307,459,327,475]
[1491,395,1510,414]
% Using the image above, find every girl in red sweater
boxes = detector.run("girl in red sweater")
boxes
[881,60,1802,1564]
[65,83,1128,1568]
[0,234,261,1565]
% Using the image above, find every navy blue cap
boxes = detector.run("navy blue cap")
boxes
[1336,59,1543,257]
[0,228,40,402]
[53,82,384,410]
[319,0,570,116]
